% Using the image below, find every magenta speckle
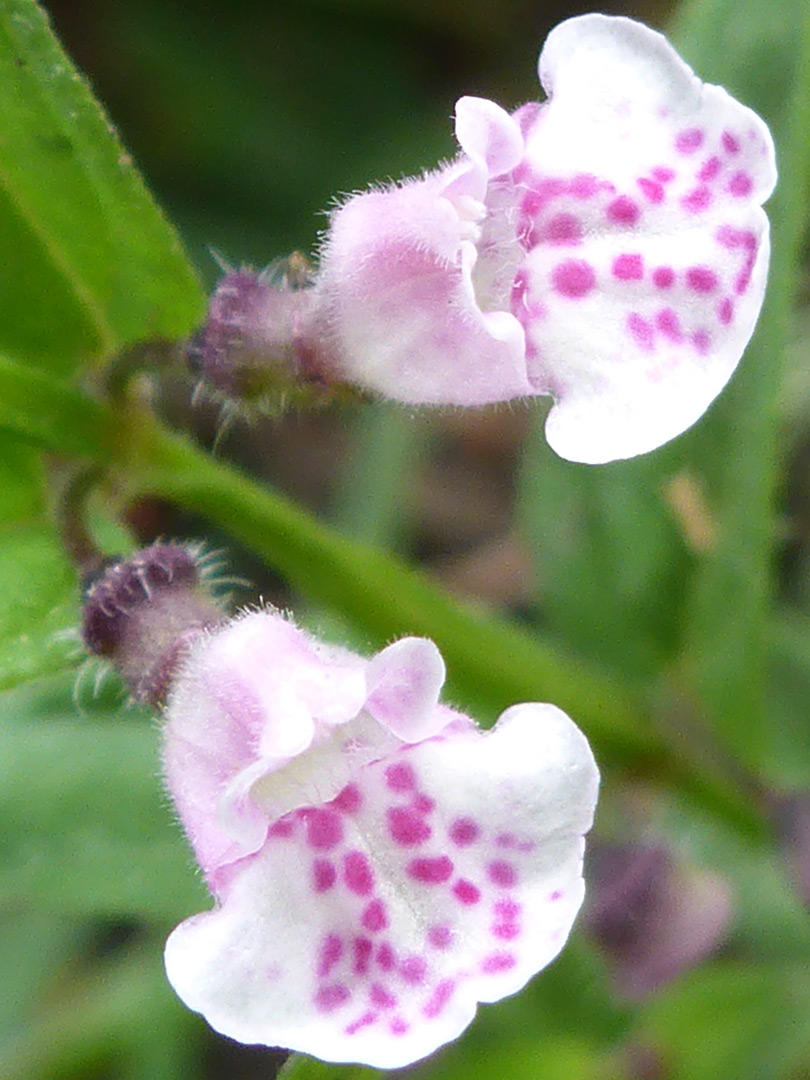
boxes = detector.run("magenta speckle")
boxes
[627,312,654,352]
[408,855,454,884]
[686,266,719,293]
[488,860,518,887]
[698,156,722,182]
[652,166,676,182]
[344,851,374,896]
[493,922,521,941]
[376,942,396,972]
[362,899,388,933]
[718,297,734,324]
[681,185,712,213]
[268,819,294,838]
[385,762,416,792]
[541,212,582,245]
[676,128,704,153]
[549,890,563,902]
[453,879,481,905]
[692,329,711,355]
[570,173,600,198]
[313,859,337,893]
[332,784,363,814]
[482,952,517,974]
[345,1011,377,1036]
[728,171,753,197]
[390,1016,409,1036]
[496,833,516,849]
[370,983,397,1010]
[317,933,343,977]
[304,809,343,851]
[315,984,351,1013]
[495,898,521,919]
[552,259,596,299]
[607,196,640,225]
[428,925,453,949]
[353,936,373,975]
[387,806,431,847]
[612,253,644,281]
[449,818,480,846]
[637,177,665,204]
[656,308,684,343]
[652,266,675,289]
[413,793,435,815]
[722,130,741,154]
[400,955,427,985]
[423,979,456,1019]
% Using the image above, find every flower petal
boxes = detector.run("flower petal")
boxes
[517,14,775,462]
[365,637,447,742]
[164,703,598,1068]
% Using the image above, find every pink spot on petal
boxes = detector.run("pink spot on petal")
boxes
[428,925,454,949]
[482,952,517,974]
[488,860,518,887]
[552,259,596,299]
[345,1011,377,1036]
[344,851,374,896]
[387,806,431,846]
[627,312,654,352]
[722,131,741,154]
[676,128,704,153]
[423,979,456,1018]
[612,253,644,281]
[607,196,640,225]
[570,173,601,198]
[541,212,582,245]
[495,898,522,919]
[496,833,516,849]
[718,297,734,324]
[385,762,416,791]
[728,171,753,197]
[332,784,363,814]
[362,899,388,933]
[652,266,675,289]
[449,818,480,846]
[413,794,435,815]
[408,856,454,884]
[652,166,676,182]
[698,156,722,182]
[353,937,373,975]
[549,890,563,902]
[315,984,351,1013]
[376,942,396,972]
[304,809,343,851]
[317,934,343,978]
[493,922,521,940]
[656,308,684,343]
[692,329,711,354]
[313,859,337,893]
[370,983,398,1010]
[400,955,427,984]
[453,879,481,905]
[390,1016,409,1036]
[681,186,712,213]
[268,819,294,838]
[637,177,665,203]
[686,266,719,293]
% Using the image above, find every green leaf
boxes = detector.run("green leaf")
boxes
[0,674,206,919]
[0,0,203,372]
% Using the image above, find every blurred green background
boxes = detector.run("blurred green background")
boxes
[2,0,810,1077]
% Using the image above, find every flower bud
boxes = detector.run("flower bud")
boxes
[81,542,226,706]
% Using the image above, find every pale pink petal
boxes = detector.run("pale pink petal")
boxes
[163,612,367,880]
[164,703,598,1068]
[365,637,447,742]
[516,14,775,462]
